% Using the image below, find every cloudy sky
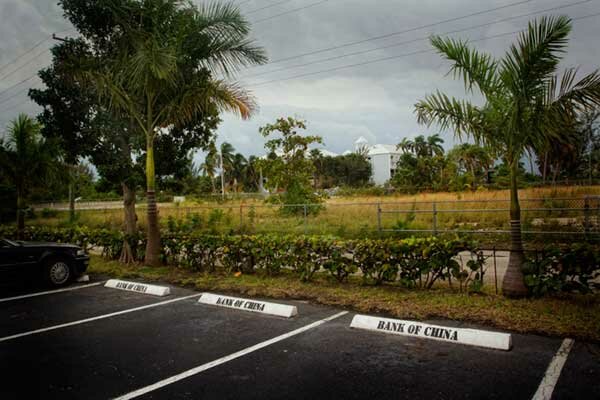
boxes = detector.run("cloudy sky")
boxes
[1,0,599,165]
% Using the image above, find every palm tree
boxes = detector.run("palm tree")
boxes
[85,1,267,266]
[397,137,414,153]
[450,143,493,188]
[0,115,57,239]
[415,16,600,296]
[201,142,218,192]
[244,155,261,191]
[220,142,235,173]
[218,142,236,192]
[230,153,248,191]
[397,134,444,157]
[426,134,445,157]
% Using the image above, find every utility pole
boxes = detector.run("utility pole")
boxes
[53,32,76,220]
[589,126,593,186]
[52,33,68,42]
[220,150,225,201]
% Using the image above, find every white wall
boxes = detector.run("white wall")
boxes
[370,154,391,185]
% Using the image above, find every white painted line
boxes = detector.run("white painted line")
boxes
[113,311,349,400]
[198,293,298,318]
[76,274,90,282]
[0,293,201,343]
[0,282,104,303]
[351,315,512,351]
[531,339,575,400]
[105,279,170,297]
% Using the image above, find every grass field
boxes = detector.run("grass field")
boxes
[30,185,600,241]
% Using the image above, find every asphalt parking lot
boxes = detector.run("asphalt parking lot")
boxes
[1,278,598,400]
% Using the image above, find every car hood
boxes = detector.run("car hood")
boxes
[18,241,80,249]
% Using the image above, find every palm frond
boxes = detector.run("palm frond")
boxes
[191,1,268,75]
[415,91,486,141]
[128,36,178,87]
[84,70,147,133]
[501,15,571,97]
[543,67,600,134]
[158,78,257,127]
[430,35,500,97]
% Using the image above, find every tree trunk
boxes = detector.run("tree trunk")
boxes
[145,136,161,266]
[68,167,75,223]
[16,186,24,240]
[120,181,137,264]
[542,151,548,185]
[502,159,528,297]
[552,161,561,186]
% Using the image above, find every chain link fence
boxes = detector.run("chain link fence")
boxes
[34,196,600,243]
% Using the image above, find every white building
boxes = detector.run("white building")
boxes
[352,137,402,186]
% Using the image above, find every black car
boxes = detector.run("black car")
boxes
[0,238,90,287]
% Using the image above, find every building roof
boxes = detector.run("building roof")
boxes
[354,136,369,146]
[367,144,401,156]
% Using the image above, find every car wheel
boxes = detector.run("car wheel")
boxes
[44,258,72,287]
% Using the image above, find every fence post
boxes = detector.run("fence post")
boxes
[240,204,244,232]
[303,204,308,235]
[432,201,438,236]
[584,196,590,236]
[493,246,498,295]
[377,203,382,233]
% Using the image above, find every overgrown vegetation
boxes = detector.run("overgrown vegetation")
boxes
[523,244,600,296]
[258,117,324,214]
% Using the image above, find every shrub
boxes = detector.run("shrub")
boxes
[322,239,356,282]
[353,239,399,285]
[40,208,59,218]
[9,225,598,296]
[523,243,600,296]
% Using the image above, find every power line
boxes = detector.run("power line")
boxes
[0,38,50,73]
[0,97,34,114]
[0,0,329,86]
[253,0,332,23]
[0,75,39,99]
[0,83,39,107]
[247,0,295,15]
[0,45,53,82]
[0,28,74,74]
[243,0,593,79]
[248,11,600,87]
[250,0,535,67]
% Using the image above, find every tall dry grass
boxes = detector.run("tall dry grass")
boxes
[27,186,600,239]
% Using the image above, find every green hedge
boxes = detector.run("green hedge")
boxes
[1,226,597,294]
[523,244,600,296]
[0,226,484,289]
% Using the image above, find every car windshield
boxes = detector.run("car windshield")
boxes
[0,238,19,247]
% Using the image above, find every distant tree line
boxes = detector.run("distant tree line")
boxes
[389,109,600,193]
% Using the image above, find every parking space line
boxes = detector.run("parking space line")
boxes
[531,338,575,400]
[0,293,201,343]
[0,282,105,303]
[113,311,349,400]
